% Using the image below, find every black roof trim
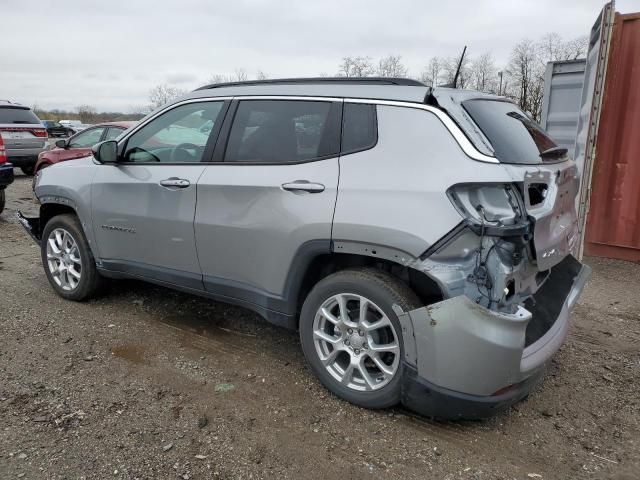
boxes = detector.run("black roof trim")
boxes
[195,77,426,91]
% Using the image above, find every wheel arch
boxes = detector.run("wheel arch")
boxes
[40,202,78,230]
[288,247,445,325]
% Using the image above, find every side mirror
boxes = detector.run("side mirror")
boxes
[55,139,67,149]
[92,140,118,164]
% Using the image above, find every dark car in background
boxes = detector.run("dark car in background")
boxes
[0,100,48,175]
[34,121,136,176]
[42,120,74,138]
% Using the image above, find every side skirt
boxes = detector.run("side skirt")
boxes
[97,264,296,330]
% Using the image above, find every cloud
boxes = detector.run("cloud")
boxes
[0,0,633,111]
[165,73,199,85]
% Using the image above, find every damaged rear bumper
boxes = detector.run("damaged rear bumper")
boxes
[397,255,591,419]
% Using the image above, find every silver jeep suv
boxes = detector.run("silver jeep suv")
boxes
[19,78,590,419]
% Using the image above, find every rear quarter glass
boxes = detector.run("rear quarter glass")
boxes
[462,99,565,165]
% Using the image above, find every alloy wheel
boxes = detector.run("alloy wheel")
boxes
[46,228,82,291]
[312,293,400,392]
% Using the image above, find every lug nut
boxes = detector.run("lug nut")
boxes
[354,349,360,355]
[358,329,364,336]
[344,339,350,346]
[348,328,353,334]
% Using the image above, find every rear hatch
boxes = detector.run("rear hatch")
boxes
[0,105,47,152]
[431,88,579,270]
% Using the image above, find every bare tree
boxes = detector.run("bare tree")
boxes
[148,84,186,110]
[470,53,497,92]
[540,33,589,61]
[255,70,268,80]
[420,57,441,87]
[441,51,471,88]
[207,74,232,84]
[338,56,375,77]
[505,39,542,119]
[76,104,98,123]
[377,55,408,77]
[234,68,248,82]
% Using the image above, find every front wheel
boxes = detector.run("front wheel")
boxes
[41,214,103,301]
[299,268,420,409]
[20,165,34,176]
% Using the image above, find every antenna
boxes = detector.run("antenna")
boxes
[451,45,467,89]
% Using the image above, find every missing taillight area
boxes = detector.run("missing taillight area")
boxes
[527,183,548,206]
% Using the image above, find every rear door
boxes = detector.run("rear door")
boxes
[194,98,341,313]
[91,100,228,288]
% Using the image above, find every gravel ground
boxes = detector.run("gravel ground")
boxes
[1,172,639,479]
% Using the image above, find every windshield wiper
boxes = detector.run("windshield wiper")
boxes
[539,146,568,158]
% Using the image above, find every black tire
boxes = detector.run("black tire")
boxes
[0,190,5,215]
[299,268,421,409]
[20,165,34,176]
[41,213,104,301]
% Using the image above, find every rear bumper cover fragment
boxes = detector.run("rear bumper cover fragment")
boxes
[397,255,590,419]
[17,211,41,244]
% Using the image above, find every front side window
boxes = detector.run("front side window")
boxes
[123,101,224,163]
[68,127,105,148]
[224,100,339,163]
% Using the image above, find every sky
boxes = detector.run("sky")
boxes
[1,0,638,112]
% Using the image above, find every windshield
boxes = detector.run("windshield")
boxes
[463,99,566,164]
[0,107,41,125]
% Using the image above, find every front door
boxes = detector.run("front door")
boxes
[91,100,227,289]
[195,98,342,313]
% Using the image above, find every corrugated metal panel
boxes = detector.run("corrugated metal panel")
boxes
[540,59,586,157]
[585,12,640,262]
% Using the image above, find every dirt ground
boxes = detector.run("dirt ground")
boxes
[1,172,639,480]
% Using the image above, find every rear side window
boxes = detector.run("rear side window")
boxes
[463,99,565,164]
[0,107,41,125]
[224,100,340,163]
[341,103,377,153]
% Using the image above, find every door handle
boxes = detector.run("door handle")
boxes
[160,177,190,188]
[281,180,325,193]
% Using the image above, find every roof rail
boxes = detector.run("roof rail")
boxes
[195,77,426,91]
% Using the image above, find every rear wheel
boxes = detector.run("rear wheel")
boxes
[41,214,104,301]
[20,165,34,176]
[300,268,420,409]
[0,190,5,215]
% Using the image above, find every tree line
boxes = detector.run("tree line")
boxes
[334,32,588,121]
[147,31,587,123]
[33,31,588,124]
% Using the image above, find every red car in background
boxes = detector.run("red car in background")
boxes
[34,121,136,174]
